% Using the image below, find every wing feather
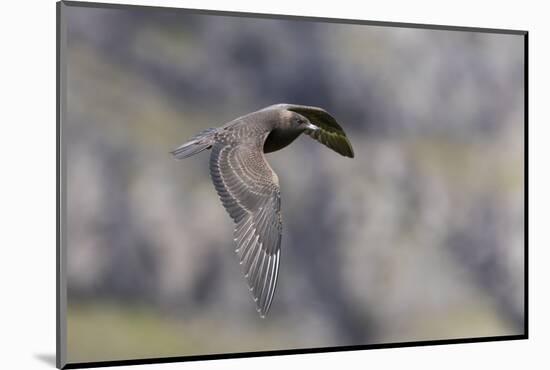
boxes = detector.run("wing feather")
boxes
[285,104,354,158]
[209,142,282,317]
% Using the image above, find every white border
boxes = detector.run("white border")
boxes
[3,0,545,369]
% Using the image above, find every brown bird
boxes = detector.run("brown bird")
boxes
[172,104,354,317]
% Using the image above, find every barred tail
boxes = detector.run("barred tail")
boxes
[171,128,217,159]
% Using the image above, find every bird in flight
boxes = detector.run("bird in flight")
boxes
[172,104,354,317]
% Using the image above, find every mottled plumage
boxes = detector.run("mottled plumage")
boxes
[172,104,354,317]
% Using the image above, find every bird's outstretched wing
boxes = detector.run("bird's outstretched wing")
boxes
[285,104,354,158]
[209,140,282,317]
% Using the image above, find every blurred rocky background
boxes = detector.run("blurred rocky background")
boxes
[62,4,524,363]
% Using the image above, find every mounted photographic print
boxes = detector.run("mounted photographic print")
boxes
[56,1,527,368]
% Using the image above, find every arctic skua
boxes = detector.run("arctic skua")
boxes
[172,104,354,317]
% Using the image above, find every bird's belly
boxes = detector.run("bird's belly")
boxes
[263,129,302,153]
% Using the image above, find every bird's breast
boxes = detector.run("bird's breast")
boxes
[263,128,303,153]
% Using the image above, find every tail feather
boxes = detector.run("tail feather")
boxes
[171,128,216,159]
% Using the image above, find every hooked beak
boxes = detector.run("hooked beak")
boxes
[305,122,320,131]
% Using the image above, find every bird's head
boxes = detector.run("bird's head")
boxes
[281,110,320,132]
